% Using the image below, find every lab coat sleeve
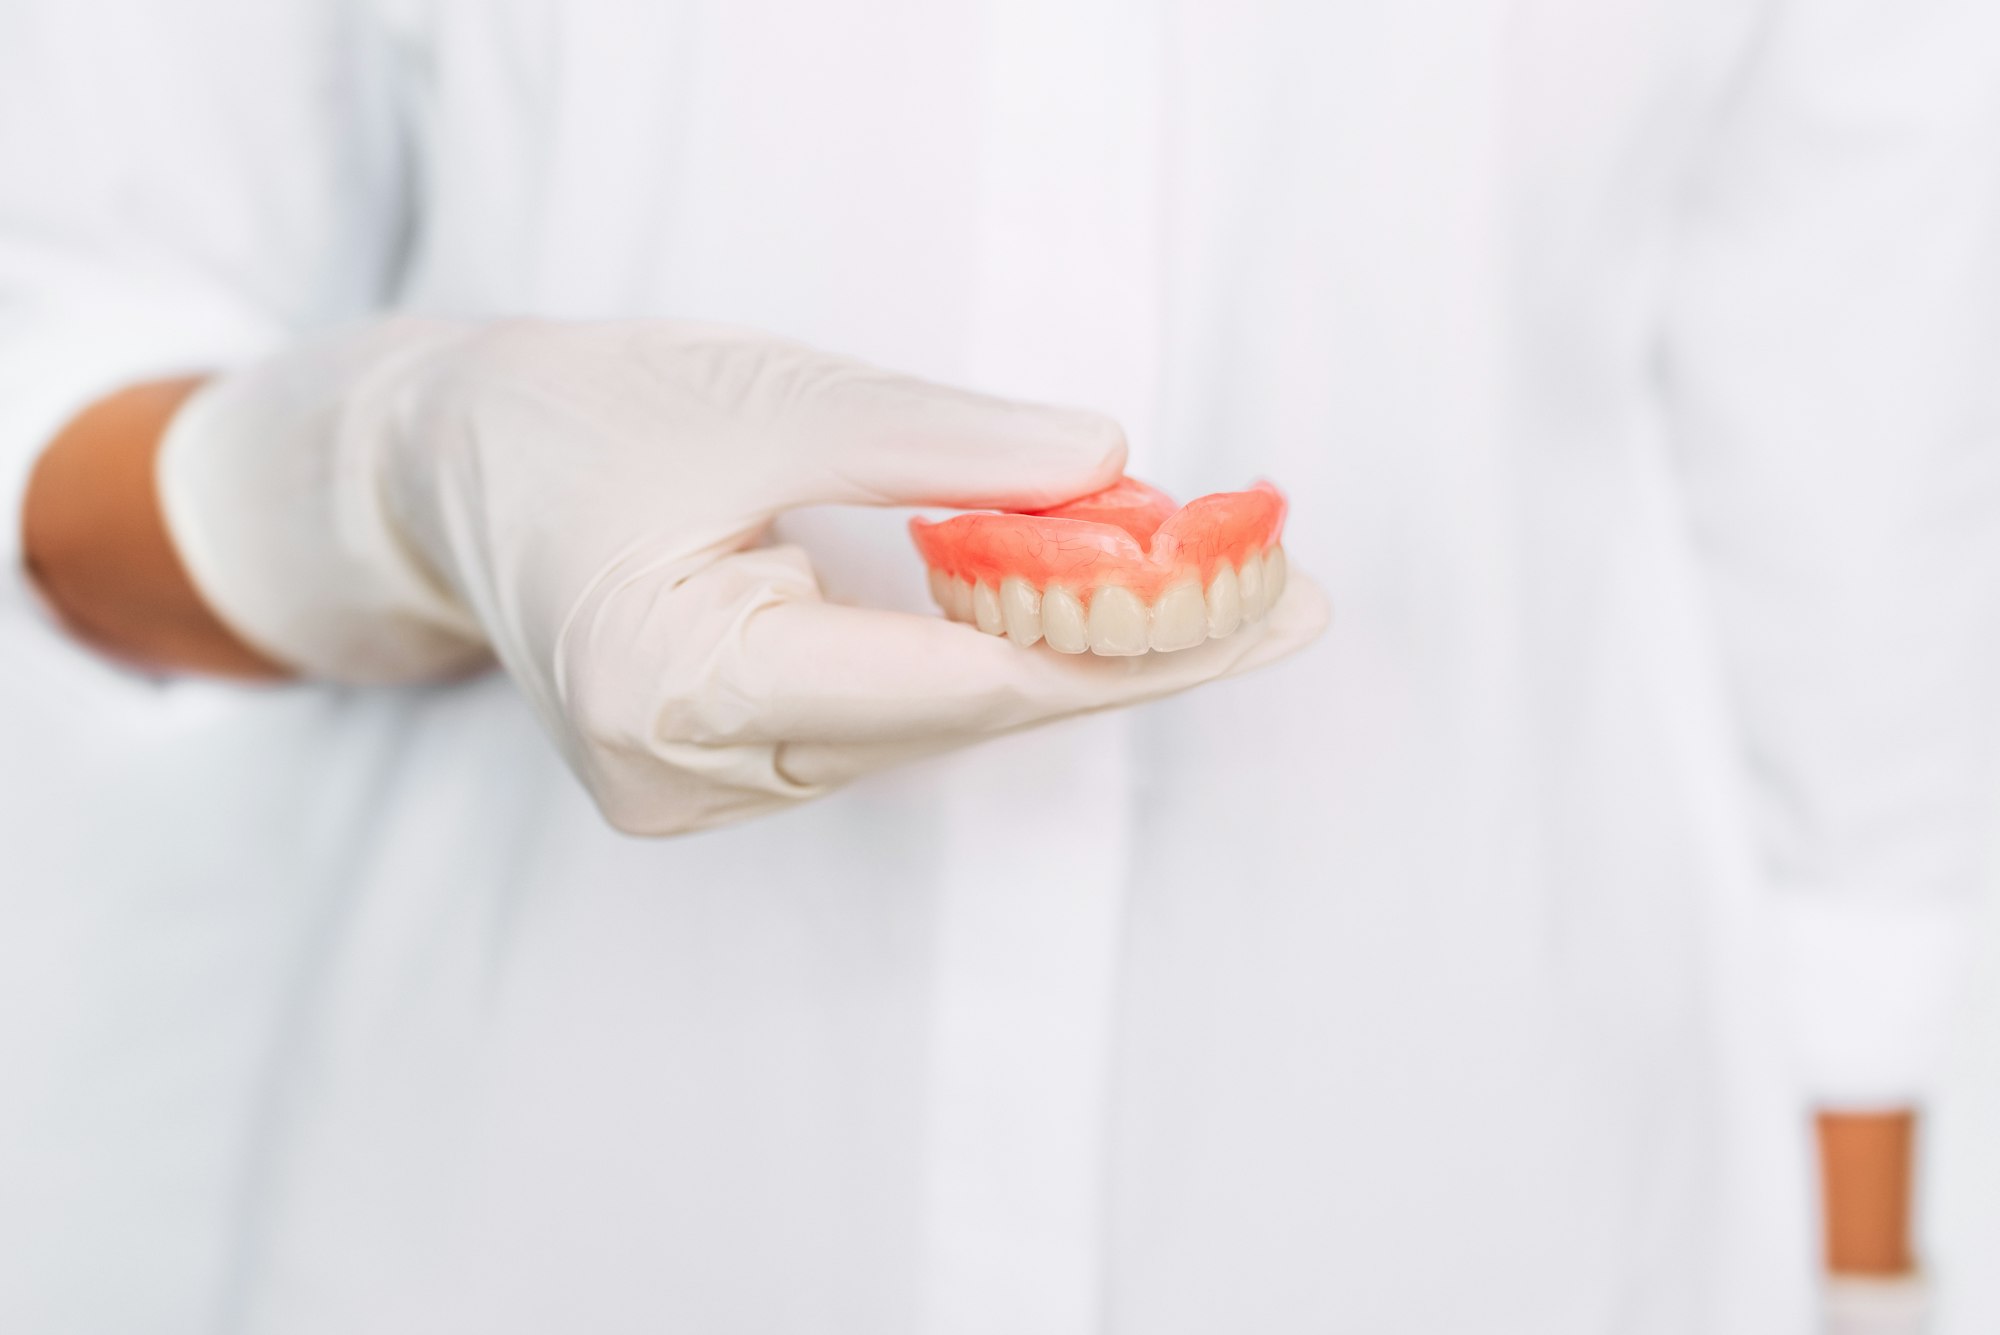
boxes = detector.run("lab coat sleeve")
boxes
[0,0,407,575]
[1664,0,2000,1107]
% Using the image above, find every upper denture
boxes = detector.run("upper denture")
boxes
[909,477,1290,656]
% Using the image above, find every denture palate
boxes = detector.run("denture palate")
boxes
[909,477,1290,656]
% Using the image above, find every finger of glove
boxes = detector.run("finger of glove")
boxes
[557,547,832,835]
[652,553,1331,751]
[770,577,1329,790]
[745,341,1129,512]
[581,726,817,837]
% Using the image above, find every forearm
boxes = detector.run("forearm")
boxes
[20,377,288,679]
[1818,1109,1917,1276]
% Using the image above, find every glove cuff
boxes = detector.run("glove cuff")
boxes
[157,317,492,682]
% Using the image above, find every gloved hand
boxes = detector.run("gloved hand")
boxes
[159,318,1328,833]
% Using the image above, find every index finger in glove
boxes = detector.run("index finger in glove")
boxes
[649,548,1331,751]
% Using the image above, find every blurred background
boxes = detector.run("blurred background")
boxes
[1927,849,2000,1332]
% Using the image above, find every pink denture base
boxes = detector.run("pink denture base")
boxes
[908,477,1287,603]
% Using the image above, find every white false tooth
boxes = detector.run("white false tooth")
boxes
[1238,551,1268,621]
[1205,564,1242,639]
[949,577,975,623]
[972,581,1005,635]
[1087,585,1150,656]
[1042,584,1089,653]
[1263,545,1288,606]
[1000,576,1043,647]
[1149,580,1208,652]
[928,567,953,613]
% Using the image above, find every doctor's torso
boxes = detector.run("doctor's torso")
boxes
[1,2,1811,1332]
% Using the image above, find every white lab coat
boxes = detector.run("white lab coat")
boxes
[3,1,1998,1332]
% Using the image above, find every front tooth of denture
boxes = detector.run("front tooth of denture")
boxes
[1000,576,1043,647]
[1205,564,1242,639]
[1149,580,1208,652]
[929,567,953,613]
[949,577,975,623]
[1238,551,1268,621]
[1042,585,1089,653]
[972,581,1005,635]
[1087,585,1150,656]
[1264,545,1287,606]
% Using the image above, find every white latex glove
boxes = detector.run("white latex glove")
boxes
[160,318,1328,834]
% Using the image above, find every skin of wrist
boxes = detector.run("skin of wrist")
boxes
[1817,1109,1917,1277]
[21,377,290,680]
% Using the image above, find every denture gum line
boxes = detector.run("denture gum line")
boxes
[925,544,1289,656]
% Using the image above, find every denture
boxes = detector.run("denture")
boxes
[909,477,1289,656]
